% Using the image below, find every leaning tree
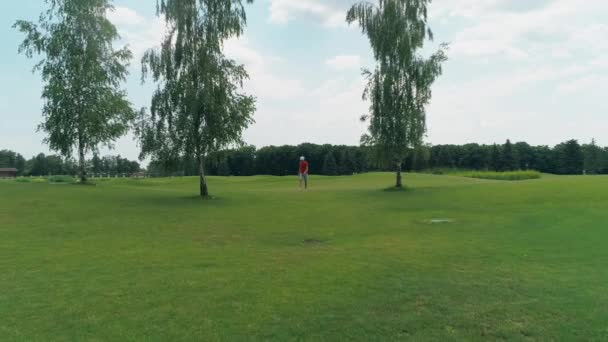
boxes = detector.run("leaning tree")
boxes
[137,0,256,198]
[14,0,134,183]
[347,0,448,188]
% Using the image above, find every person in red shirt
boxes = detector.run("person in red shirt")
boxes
[298,156,309,191]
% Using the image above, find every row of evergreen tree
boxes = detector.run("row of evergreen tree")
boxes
[3,139,605,177]
[422,139,602,175]
[147,144,369,177]
[0,151,141,177]
[146,139,608,177]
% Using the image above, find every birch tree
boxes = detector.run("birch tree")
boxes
[137,0,256,197]
[15,0,134,183]
[347,0,448,187]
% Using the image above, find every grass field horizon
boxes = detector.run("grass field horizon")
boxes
[2,173,607,340]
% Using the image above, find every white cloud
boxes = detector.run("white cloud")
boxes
[556,75,603,95]
[590,58,608,69]
[325,55,362,71]
[244,76,368,146]
[224,41,368,145]
[268,0,347,27]
[107,6,145,26]
[426,57,607,146]
[224,38,304,100]
[420,0,608,146]
[109,6,166,59]
[429,0,504,19]
[436,0,608,62]
[109,6,304,101]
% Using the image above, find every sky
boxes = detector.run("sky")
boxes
[1,0,607,161]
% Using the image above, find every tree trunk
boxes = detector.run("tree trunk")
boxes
[78,143,86,183]
[395,162,403,188]
[199,155,209,198]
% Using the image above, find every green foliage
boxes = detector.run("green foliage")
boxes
[12,176,74,183]
[427,140,602,175]
[348,0,448,186]
[148,144,373,177]
[456,170,541,181]
[145,139,608,177]
[137,0,256,197]
[2,151,138,177]
[91,154,141,175]
[48,175,75,183]
[337,148,357,175]
[0,150,26,175]
[228,145,256,176]
[426,168,472,175]
[514,142,534,170]
[582,139,605,174]
[322,152,338,176]
[14,0,134,182]
[410,144,431,171]
[500,139,518,171]
[489,144,500,171]
[216,158,232,177]
[17,153,77,176]
[554,139,584,175]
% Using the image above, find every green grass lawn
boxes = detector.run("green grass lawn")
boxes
[1,173,608,341]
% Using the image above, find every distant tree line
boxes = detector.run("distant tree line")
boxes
[146,139,608,177]
[0,150,141,176]
[89,154,141,176]
[147,144,373,177]
[421,139,601,175]
[3,139,604,177]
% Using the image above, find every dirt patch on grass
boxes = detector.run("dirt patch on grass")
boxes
[303,238,324,245]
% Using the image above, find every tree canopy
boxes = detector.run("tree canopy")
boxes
[347,0,448,187]
[14,0,134,182]
[137,0,256,197]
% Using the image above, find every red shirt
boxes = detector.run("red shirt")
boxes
[299,160,309,174]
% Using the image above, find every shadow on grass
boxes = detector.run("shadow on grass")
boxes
[109,193,230,211]
[382,186,413,193]
[180,195,223,201]
[72,182,97,186]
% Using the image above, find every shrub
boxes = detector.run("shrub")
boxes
[457,170,541,181]
[428,168,469,175]
[48,175,75,183]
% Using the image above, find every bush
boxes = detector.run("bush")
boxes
[15,177,47,183]
[456,170,541,181]
[48,175,75,183]
[428,168,469,175]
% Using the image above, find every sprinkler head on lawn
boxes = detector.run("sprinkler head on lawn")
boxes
[429,219,453,224]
